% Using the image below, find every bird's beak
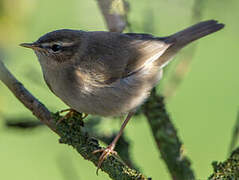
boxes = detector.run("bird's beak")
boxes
[19,42,40,50]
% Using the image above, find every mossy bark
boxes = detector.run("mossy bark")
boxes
[209,148,239,180]
[54,113,148,180]
[143,89,195,180]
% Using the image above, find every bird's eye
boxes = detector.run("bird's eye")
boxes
[51,44,62,52]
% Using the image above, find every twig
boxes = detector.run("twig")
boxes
[0,60,56,132]
[0,60,147,180]
[4,113,138,170]
[209,147,239,179]
[229,111,239,154]
[96,0,129,32]
[143,89,195,180]
[163,0,205,99]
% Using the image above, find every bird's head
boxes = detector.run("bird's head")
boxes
[20,29,84,68]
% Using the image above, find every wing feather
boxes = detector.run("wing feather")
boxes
[77,31,171,84]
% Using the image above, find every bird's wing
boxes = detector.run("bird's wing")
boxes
[123,33,171,77]
[77,31,171,84]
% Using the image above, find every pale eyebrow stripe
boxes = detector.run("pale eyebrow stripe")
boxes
[41,42,75,47]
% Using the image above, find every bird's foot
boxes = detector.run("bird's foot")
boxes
[93,144,118,175]
[57,109,87,125]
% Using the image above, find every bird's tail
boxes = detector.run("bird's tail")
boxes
[157,20,224,67]
[164,20,224,50]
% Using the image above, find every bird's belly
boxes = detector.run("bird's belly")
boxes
[60,77,151,116]
[46,65,162,117]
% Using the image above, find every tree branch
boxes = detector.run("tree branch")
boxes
[96,0,129,32]
[0,60,56,132]
[163,0,205,99]
[143,89,195,180]
[4,115,139,171]
[0,60,147,180]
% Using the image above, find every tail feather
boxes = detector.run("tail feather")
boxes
[163,20,224,49]
[156,20,224,68]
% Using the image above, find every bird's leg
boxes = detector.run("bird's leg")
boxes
[57,108,87,124]
[93,111,134,174]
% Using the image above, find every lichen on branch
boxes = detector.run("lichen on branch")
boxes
[209,147,239,180]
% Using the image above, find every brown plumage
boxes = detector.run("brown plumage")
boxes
[20,20,224,172]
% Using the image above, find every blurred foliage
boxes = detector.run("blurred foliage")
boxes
[0,0,238,180]
[0,0,36,44]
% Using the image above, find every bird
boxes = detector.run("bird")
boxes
[20,20,224,172]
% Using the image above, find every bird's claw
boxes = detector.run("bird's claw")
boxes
[93,146,118,175]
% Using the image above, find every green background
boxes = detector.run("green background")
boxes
[0,0,238,179]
